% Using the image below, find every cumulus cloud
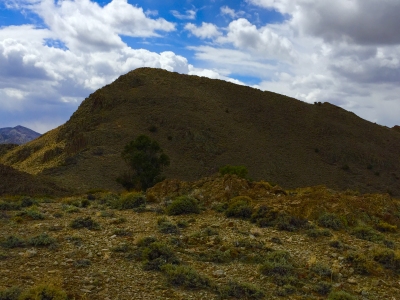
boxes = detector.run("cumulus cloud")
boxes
[217,18,296,60]
[185,22,221,39]
[248,0,400,45]
[171,9,196,20]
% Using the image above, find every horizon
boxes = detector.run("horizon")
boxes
[1,0,400,133]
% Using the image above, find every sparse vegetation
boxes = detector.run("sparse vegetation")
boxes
[161,264,211,289]
[19,284,68,300]
[70,216,100,230]
[219,165,248,179]
[225,196,253,219]
[318,213,344,230]
[328,290,356,300]
[166,196,200,215]
[219,280,265,299]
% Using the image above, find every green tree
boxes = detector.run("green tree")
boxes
[117,135,170,190]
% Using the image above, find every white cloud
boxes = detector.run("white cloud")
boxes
[171,9,196,20]
[217,18,296,61]
[220,6,236,18]
[185,22,221,39]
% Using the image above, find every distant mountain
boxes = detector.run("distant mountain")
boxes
[0,125,41,145]
[1,68,400,195]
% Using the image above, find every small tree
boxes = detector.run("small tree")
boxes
[117,135,170,190]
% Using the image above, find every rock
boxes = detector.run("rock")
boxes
[347,277,357,285]
[213,270,225,278]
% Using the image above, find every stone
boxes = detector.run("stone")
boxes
[213,270,225,277]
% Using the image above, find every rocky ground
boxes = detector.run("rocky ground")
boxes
[1,175,400,300]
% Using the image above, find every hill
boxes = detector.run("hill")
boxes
[0,175,400,299]
[1,68,400,195]
[0,164,70,197]
[0,126,41,145]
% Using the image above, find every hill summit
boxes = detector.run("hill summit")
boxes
[1,68,400,195]
[0,125,41,145]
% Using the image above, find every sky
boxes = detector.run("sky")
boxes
[0,0,399,133]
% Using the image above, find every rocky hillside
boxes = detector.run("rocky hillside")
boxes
[0,174,399,299]
[0,126,41,145]
[1,68,400,195]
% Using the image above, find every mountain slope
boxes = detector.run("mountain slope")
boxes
[1,68,400,195]
[0,126,41,145]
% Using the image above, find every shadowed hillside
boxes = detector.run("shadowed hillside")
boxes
[0,164,70,197]
[1,68,400,195]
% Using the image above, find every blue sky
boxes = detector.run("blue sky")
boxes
[1,0,400,133]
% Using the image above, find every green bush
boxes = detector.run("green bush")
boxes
[74,259,92,268]
[0,236,25,248]
[314,281,332,295]
[219,165,248,179]
[16,207,44,220]
[275,213,308,232]
[251,205,279,227]
[259,251,294,277]
[225,196,253,219]
[19,284,68,300]
[161,264,211,289]
[113,229,132,237]
[166,196,200,215]
[375,220,397,232]
[0,286,22,300]
[328,291,356,300]
[111,193,146,210]
[306,228,332,238]
[70,216,100,230]
[372,249,400,273]
[197,250,232,263]
[345,251,374,275]
[318,213,344,230]
[351,226,384,242]
[310,262,332,278]
[0,201,20,211]
[28,233,56,247]
[140,241,180,271]
[219,281,265,299]
[157,217,179,234]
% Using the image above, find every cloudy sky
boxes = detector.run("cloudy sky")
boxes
[1,0,399,133]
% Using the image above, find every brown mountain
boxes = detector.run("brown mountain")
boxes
[1,68,400,195]
[0,125,41,145]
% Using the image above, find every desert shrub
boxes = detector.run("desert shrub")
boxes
[177,220,189,228]
[28,233,56,247]
[1,236,25,248]
[260,251,294,278]
[328,291,356,300]
[375,220,397,232]
[351,225,384,242]
[16,207,44,220]
[310,262,332,278]
[113,228,132,237]
[225,196,253,219]
[251,205,279,227]
[0,286,22,300]
[276,284,296,297]
[161,264,211,289]
[140,241,180,271]
[19,284,67,300]
[314,281,332,295]
[74,259,91,268]
[318,213,344,230]
[112,242,133,253]
[98,193,120,205]
[158,217,179,234]
[136,236,157,247]
[0,250,8,260]
[219,165,248,178]
[275,213,308,232]
[345,252,375,275]
[70,216,100,230]
[306,228,332,238]
[99,210,115,218]
[197,250,232,263]
[0,200,20,211]
[111,192,146,210]
[372,249,400,273]
[329,240,343,249]
[166,196,200,215]
[219,280,264,299]
[212,202,228,213]
[20,197,37,208]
